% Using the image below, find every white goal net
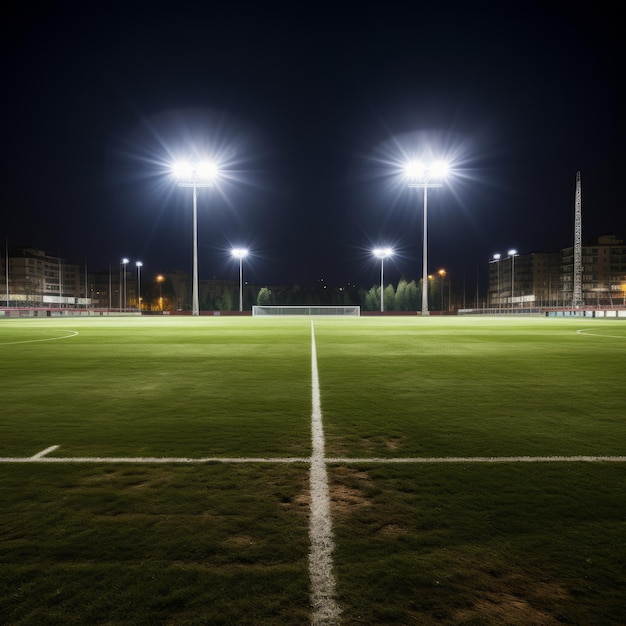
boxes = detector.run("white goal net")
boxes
[252,305,360,316]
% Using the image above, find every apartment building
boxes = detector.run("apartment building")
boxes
[488,235,626,309]
[1,248,89,307]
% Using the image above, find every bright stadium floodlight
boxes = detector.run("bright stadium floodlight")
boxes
[405,159,449,316]
[508,249,518,308]
[491,253,501,311]
[231,248,249,312]
[136,261,143,312]
[172,159,219,316]
[121,258,129,311]
[372,247,393,312]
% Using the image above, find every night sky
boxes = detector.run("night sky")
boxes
[1,1,623,296]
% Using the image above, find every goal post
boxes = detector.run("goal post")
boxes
[252,305,360,316]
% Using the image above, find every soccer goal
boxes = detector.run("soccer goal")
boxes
[252,305,360,316]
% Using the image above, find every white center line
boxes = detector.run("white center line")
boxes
[308,321,341,625]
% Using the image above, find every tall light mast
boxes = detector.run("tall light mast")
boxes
[573,171,582,307]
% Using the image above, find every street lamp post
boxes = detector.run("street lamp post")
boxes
[437,268,447,311]
[121,258,129,311]
[231,248,249,312]
[156,275,164,311]
[173,161,218,316]
[508,249,518,308]
[405,160,449,315]
[373,248,393,312]
[136,261,143,311]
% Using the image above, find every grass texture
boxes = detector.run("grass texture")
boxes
[1,315,625,624]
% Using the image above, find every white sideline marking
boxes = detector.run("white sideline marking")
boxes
[0,455,310,463]
[309,321,341,625]
[326,455,626,464]
[30,445,60,459]
[1,453,624,464]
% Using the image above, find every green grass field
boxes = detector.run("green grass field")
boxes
[1,315,625,625]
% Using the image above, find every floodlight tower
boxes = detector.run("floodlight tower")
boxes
[136,261,143,311]
[121,258,129,311]
[491,253,501,310]
[231,248,249,312]
[573,171,583,308]
[405,160,449,315]
[373,247,393,312]
[508,249,518,307]
[173,161,218,316]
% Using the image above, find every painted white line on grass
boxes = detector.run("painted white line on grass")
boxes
[309,321,341,626]
[0,329,79,346]
[577,328,626,339]
[0,455,310,463]
[31,445,60,459]
[326,455,626,464]
[1,453,624,465]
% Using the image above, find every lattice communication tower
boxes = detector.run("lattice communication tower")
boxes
[572,171,583,307]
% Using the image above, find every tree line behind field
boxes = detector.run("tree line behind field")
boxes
[256,278,447,312]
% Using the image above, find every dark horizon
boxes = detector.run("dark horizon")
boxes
[2,2,623,295]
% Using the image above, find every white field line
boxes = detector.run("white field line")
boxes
[309,320,341,626]
[1,453,624,464]
[30,445,60,459]
[0,329,79,346]
[577,328,626,339]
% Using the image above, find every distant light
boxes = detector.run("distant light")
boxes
[231,248,249,259]
[508,249,518,256]
[122,258,129,264]
[493,253,501,260]
[136,261,143,268]
[372,247,393,259]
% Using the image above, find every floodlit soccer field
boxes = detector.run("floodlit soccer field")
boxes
[1,316,625,625]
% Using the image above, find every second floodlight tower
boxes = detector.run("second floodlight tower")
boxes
[373,247,393,312]
[173,160,218,316]
[231,248,249,312]
[405,160,448,315]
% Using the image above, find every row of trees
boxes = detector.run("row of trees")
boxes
[145,276,452,312]
[256,277,451,312]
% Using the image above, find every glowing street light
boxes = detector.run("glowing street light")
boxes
[405,160,449,315]
[373,247,393,312]
[156,275,164,311]
[121,258,129,311]
[136,261,143,311]
[508,249,518,307]
[172,160,219,316]
[231,248,249,312]
[437,268,447,311]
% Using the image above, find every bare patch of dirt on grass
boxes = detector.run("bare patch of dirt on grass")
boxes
[222,534,259,548]
[329,466,373,515]
[377,523,408,536]
[453,581,568,625]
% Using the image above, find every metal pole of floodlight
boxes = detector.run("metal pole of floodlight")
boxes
[231,248,249,312]
[405,160,448,316]
[508,249,518,308]
[136,261,143,311]
[373,248,393,312]
[173,160,218,316]
[492,253,501,311]
[121,258,129,311]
